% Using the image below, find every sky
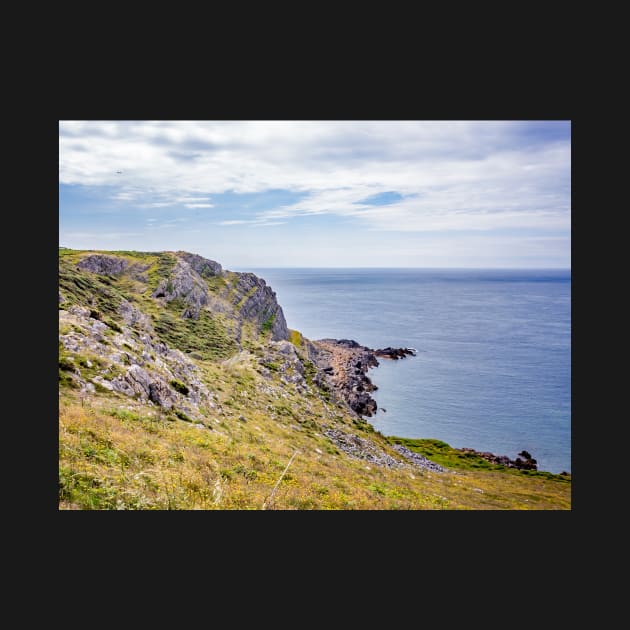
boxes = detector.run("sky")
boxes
[59,120,571,269]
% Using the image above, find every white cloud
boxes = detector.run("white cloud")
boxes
[60,120,570,234]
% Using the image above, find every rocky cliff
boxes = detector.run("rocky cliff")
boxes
[58,247,568,510]
[60,248,416,424]
[59,249,293,421]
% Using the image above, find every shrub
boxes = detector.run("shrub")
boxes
[261,314,275,333]
[59,357,75,371]
[173,409,193,422]
[170,380,190,395]
[105,319,123,333]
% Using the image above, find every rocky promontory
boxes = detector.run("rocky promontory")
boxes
[311,339,415,417]
[457,448,538,470]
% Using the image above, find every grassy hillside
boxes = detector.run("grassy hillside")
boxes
[59,248,571,510]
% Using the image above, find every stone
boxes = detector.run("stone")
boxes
[152,258,209,320]
[324,428,404,469]
[125,364,152,397]
[69,305,91,319]
[391,444,446,472]
[119,299,153,331]
[176,252,222,277]
[91,376,113,391]
[231,272,289,341]
[77,254,129,276]
[148,381,176,409]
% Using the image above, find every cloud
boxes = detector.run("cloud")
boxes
[60,121,570,234]
[217,218,286,227]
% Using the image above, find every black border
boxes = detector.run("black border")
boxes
[45,65,576,573]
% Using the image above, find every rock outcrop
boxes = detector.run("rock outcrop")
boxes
[310,339,416,417]
[391,444,446,472]
[59,304,216,423]
[176,252,222,277]
[152,258,209,319]
[230,272,289,341]
[375,347,416,360]
[311,339,380,416]
[324,428,404,468]
[149,252,289,339]
[457,447,538,470]
[77,254,129,276]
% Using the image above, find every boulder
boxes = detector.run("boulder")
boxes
[148,381,176,410]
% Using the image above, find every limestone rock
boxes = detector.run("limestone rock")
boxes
[77,254,129,275]
[152,258,208,319]
[119,299,153,331]
[176,252,222,277]
[232,272,289,341]
[148,381,176,409]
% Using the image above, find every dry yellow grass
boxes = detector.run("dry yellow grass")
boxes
[59,357,571,510]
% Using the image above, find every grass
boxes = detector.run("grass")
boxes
[59,248,571,510]
[170,380,190,395]
[153,305,237,361]
[388,437,572,482]
[289,329,303,348]
[261,313,276,333]
[59,358,571,510]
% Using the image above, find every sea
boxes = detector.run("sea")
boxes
[242,268,571,474]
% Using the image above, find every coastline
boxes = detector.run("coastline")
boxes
[316,337,569,478]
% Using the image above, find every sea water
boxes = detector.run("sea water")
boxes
[242,268,571,474]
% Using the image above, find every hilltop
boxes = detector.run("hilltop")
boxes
[58,248,571,509]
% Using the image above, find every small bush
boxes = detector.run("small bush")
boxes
[261,314,275,333]
[59,372,79,388]
[173,409,193,422]
[59,357,75,372]
[170,380,190,395]
[105,319,123,333]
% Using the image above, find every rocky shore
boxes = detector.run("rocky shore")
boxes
[311,337,538,472]
[458,447,538,470]
[311,339,415,417]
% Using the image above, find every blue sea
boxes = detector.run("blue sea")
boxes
[242,268,571,474]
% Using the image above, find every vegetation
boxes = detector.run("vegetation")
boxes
[261,313,276,333]
[170,380,189,395]
[59,248,571,510]
[59,385,571,510]
[153,305,237,361]
[388,437,572,482]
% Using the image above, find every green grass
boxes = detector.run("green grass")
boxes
[173,409,193,422]
[261,313,276,333]
[170,380,190,395]
[153,304,237,361]
[147,252,177,292]
[388,437,571,481]
[58,257,127,319]
[204,274,228,293]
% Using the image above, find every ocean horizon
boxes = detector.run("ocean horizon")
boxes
[239,267,571,474]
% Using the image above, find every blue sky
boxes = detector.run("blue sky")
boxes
[59,121,570,268]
